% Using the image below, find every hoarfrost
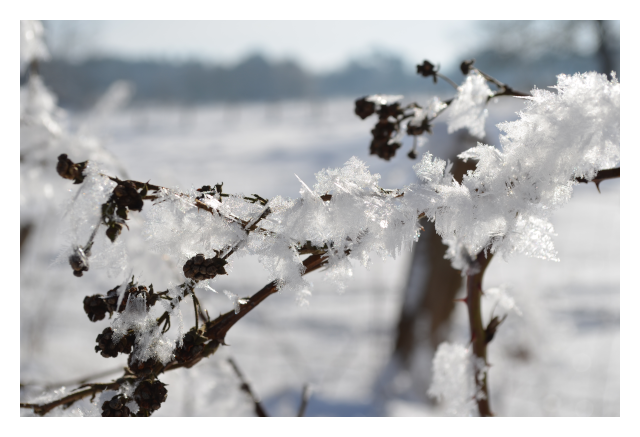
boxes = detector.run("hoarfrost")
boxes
[428,342,479,416]
[446,71,493,138]
[409,71,619,265]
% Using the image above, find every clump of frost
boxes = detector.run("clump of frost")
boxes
[425,96,448,118]
[428,342,481,416]
[111,293,176,366]
[407,71,619,265]
[446,71,493,139]
[485,286,522,317]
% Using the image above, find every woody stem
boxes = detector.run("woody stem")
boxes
[466,251,493,417]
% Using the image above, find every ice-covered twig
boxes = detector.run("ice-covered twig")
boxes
[20,378,129,416]
[21,252,330,416]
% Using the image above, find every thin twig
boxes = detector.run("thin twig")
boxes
[297,384,312,417]
[436,73,459,91]
[227,358,269,417]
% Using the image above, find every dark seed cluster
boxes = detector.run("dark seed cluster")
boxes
[95,327,135,358]
[83,287,119,322]
[174,328,207,364]
[370,120,401,161]
[183,254,228,281]
[416,60,439,82]
[354,97,375,120]
[112,180,144,212]
[56,154,87,184]
[119,285,159,311]
[69,246,90,277]
[134,380,168,414]
[127,355,160,376]
[101,395,133,417]
[460,59,475,75]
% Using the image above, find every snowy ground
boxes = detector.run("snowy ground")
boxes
[20,96,619,416]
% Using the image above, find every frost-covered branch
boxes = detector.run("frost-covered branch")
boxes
[20,251,330,416]
[355,58,531,160]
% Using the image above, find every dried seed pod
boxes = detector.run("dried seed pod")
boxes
[101,395,132,417]
[118,284,159,312]
[460,59,475,75]
[417,60,439,83]
[69,246,90,277]
[83,294,108,322]
[56,154,87,184]
[376,103,402,120]
[111,181,144,212]
[127,355,160,376]
[95,327,134,358]
[174,328,207,364]
[354,97,376,120]
[134,379,168,414]
[183,254,228,281]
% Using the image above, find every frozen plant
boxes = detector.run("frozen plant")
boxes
[354,59,619,416]
[20,24,619,416]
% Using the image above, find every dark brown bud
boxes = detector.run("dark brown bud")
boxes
[134,379,168,414]
[417,60,439,83]
[460,59,475,75]
[56,154,87,184]
[102,395,132,417]
[69,246,90,277]
[354,97,376,120]
[376,103,402,120]
[95,327,134,358]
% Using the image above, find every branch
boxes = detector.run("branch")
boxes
[297,384,312,417]
[575,167,620,192]
[20,379,129,416]
[21,252,330,416]
[463,250,493,417]
[204,253,328,343]
[227,358,269,417]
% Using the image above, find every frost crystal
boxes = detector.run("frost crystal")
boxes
[428,342,479,416]
[446,71,493,138]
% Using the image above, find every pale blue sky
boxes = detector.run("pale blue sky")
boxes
[43,21,615,73]
[43,21,490,73]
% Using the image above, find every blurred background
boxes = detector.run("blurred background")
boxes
[21,20,620,417]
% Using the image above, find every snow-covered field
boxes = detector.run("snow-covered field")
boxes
[20,96,619,416]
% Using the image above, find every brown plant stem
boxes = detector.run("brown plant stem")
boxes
[20,379,129,416]
[465,250,494,417]
[297,384,312,417]
[204,253,328,343]
[227,358,269,417]
[21,252,329,416]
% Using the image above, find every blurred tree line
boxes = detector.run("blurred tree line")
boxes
[33,21,618,110]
